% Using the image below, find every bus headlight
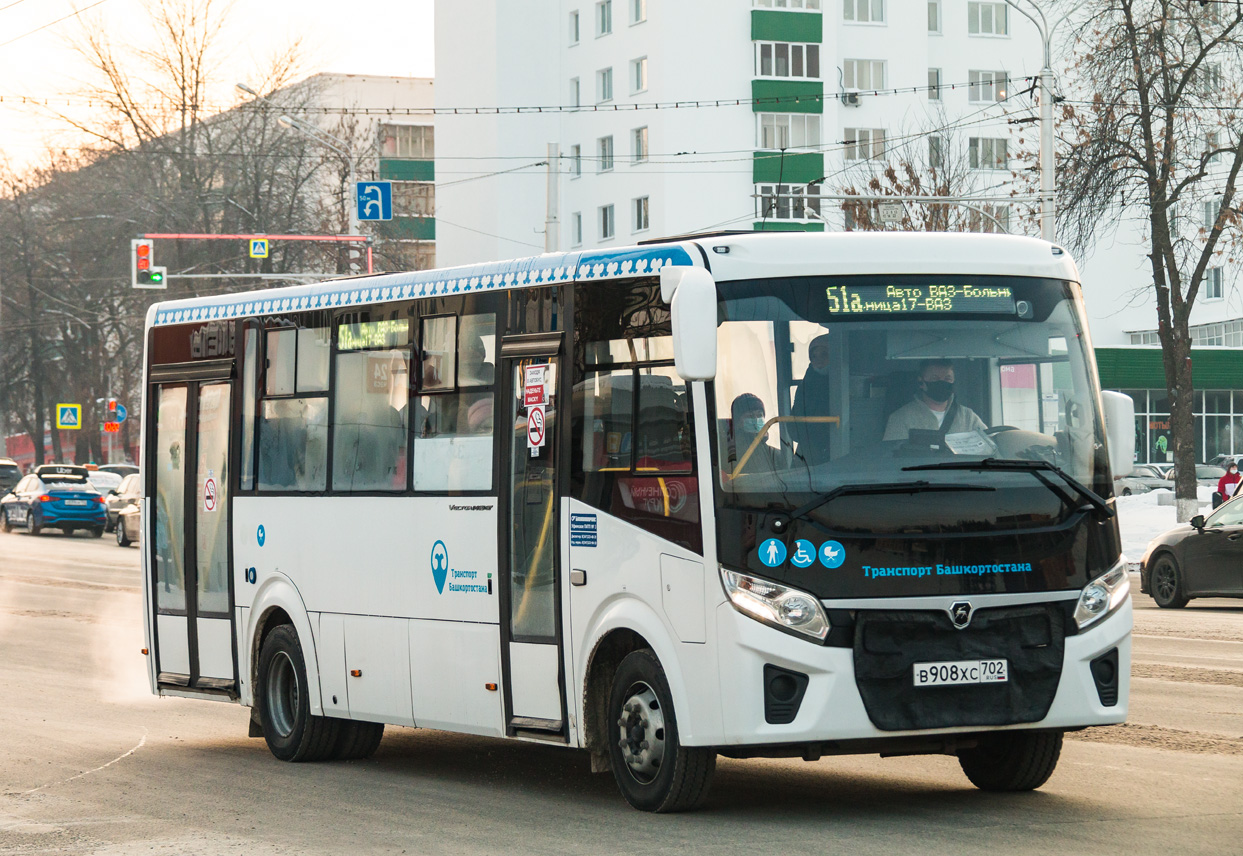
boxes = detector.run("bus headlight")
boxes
[1073,559,1130,630]
[720,568,830,642]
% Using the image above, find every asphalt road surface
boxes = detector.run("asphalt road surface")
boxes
[1,531,1241,855]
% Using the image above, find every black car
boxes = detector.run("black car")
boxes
[0,458,20,496]
[1141,499,1243,607]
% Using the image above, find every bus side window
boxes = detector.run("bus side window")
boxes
[257,314,331,493]
[332,315,411,492]
[239,320,259,491]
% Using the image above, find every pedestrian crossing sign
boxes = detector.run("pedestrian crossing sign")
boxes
[56,403,81,430]
[249,239,269,258]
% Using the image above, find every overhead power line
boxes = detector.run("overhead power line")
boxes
[0,0,111,50]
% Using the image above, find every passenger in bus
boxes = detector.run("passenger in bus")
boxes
[459,331,495,386]
[728,393,782,474]
[791,333,833,466]
[883,359,987,441]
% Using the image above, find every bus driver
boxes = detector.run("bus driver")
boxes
[883,358,987,441]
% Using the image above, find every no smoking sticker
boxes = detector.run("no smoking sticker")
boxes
[527,404,546,455]
[203,477,217,513]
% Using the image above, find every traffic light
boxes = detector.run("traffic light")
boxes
[107,398,117,416]
[131,238,167,289]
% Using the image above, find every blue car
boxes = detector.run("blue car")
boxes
[0,464,108,537]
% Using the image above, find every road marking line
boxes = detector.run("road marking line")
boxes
[21,728,147,795]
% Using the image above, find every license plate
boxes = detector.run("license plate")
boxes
[913,659,1009,687]
[63,499,89,507]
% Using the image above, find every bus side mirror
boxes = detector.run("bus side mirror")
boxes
[1100,390,1135,481]
[660,265,718,381]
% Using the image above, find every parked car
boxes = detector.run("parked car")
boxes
[1142,499,1243,607]
[1151,463,1175,479]
[0,458,20,496]
[104,473,142,532]
[1168,464,1228,487]
[115,496,141,547]
[1125,464,1173,491]
[1114,473,1153,496]
[99,463,139,478]
[0,464,107,536]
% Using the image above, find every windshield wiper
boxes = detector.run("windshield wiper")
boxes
[781,480,996,528]
[901,458,1115,520]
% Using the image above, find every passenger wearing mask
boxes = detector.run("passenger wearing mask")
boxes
[729,394,783,475]
[791,333,834,466]
[883,359,987,441]
[1217,463,1241,507]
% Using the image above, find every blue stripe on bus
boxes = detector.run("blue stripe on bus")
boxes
[151,245,695,326]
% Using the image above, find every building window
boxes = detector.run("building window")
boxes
[928,0,941,32]
[600,204,615,240]
[968,1,1008,35]
[1199,63,1222,94]
[755,42,821,79]
[929,135,946,169]
[844,0,884,23]
[597,0,612,35]
[392,181,435,216]
[380,124,434,159]
[844,127,886,160]
[598,135,614,171]
[632,126,649,162]
[755,0,821,7]
[631,56,648,93]
[843,59,885,91]
[968,69,1009,102]
[1206,267,1225,300]
[570,10,580,44]
[631,0,646,24]
[1205,199,1222,230]
[1206,130,1222,163]
[633,196,650,232]
[757,113,821,149]
[571,144,582,177]
[570,77,581,108]
[571,212,583,246]
[597,67,613,102]
[969,137,1008,169]
[756,183,821,220]
[928,68,941,100]
[968,204,1010,233]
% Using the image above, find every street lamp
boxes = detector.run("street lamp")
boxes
[236,83,361,238]
[1004,1,1081,243]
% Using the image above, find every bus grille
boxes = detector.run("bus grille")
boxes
[852,603,1066,732]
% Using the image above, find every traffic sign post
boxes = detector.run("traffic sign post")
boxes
[56,404,81,430]
[357,181,393,221]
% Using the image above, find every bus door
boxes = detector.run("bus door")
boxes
[499,335,567,735]
[148,371,236,694]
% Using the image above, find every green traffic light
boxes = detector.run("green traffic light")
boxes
[150,271,164,283]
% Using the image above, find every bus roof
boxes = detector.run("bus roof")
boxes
[147,232,1077,328]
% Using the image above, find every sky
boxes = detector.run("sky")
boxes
[0,0,435,170]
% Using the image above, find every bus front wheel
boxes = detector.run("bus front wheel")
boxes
[958,730,1063,791]
[257,625,340,762]
[607,649,715,812]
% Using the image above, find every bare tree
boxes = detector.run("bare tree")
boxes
[1057,0,1243,519]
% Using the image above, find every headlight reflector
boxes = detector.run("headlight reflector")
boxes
[1074,558,1130,630]
[721,567,830,642]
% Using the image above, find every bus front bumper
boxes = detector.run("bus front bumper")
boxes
[710,597,1131,747]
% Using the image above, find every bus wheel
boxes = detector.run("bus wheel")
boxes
[257,625,339,762]
[332,720,385,760]
[607,649,715,812]
[958,730,1063,791]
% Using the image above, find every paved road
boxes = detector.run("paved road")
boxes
[1,531,1241,855]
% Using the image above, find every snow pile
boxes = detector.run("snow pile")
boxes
[1116,486,1215,565]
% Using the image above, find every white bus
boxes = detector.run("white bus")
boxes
[140,232,1134,812]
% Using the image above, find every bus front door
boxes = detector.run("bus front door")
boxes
[148,379,236,694]
[500,353,567,734]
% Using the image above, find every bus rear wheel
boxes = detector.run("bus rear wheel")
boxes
[958,730,1063,791]
[257,625,339,762]
[607,649,715,812]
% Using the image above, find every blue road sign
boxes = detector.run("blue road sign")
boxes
[56,403,81,429]
[357,181,393,221]
[114,404,128,424]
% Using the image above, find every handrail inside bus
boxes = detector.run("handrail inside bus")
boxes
[730,416,840,480]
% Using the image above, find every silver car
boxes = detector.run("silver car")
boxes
[1123,464,1173,492]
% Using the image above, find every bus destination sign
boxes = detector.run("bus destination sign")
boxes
[825,284,1017,315]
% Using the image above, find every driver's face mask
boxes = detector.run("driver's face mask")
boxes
[921,380,954,404]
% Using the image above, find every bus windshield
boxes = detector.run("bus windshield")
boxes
[712,275,1110,533]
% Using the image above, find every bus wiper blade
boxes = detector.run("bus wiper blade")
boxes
[902,458,1115,519]
[785,480,996,525]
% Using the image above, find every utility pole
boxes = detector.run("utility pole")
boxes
[1005,1,1080,243]
[545,143,560,253]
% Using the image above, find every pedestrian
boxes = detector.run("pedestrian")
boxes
[1216,462,1241,508]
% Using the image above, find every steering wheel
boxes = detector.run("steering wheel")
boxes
[985,425,1020,436]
